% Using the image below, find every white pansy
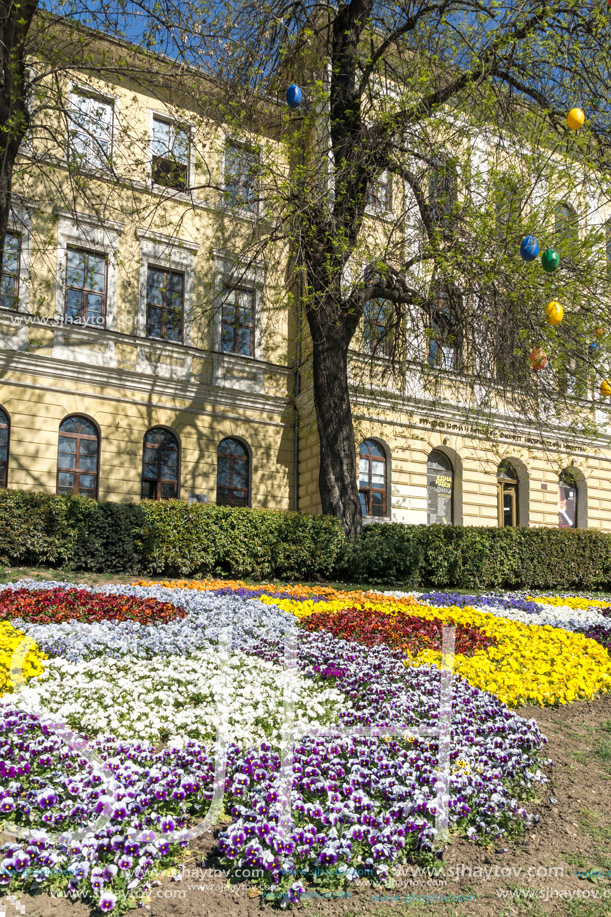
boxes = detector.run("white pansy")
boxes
[7,645,350,748]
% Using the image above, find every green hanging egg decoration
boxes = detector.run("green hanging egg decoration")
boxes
[541,248,560,273]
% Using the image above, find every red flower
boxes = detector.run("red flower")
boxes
[0,589,185,626]
[303,606,496,657]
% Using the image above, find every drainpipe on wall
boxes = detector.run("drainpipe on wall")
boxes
[293,271,302,512]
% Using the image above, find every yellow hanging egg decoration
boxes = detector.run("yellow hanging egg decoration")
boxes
[567,108,585,130]
[545,301,564,326]
[601,380,611,397]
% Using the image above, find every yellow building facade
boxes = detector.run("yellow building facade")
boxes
[0,26,610,531]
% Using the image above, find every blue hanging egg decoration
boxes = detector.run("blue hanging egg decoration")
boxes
[286,84,303,109]
[520,235,540,261]
[589,341,602,355]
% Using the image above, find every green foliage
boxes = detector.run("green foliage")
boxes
[338,523,611,590]
[2,489,611,588]
[0,491,344,579]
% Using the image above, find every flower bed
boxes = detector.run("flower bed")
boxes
[302,606,496,656]
[0,587,184,626]
[0,622,46,694]
[13,648,349,746]
[0,580,551,911]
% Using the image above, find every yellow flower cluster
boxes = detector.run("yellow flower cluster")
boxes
[260,596,611,708]
[0,622,46,695]
[528,594,611,611]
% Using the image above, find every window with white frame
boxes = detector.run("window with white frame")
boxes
[146,266,184,343]
[213,251,264,364]
[136,229,198,347]
[68,91,114,169]
[367,170,392,215]
[151,116,190,191]
[55,210,124,332]
[65,247,107,327]
[223,141,260,214]
[220,286,255,356]
[0,233,21,310]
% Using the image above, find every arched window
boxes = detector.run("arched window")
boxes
[57,416,99,498]
[217,438,250,506]
[427,450,453,524]
[497,460,518,527]
[358,439,387,517]
[0,407,9,489]
[141,427,180,499]
[558,470,578,528]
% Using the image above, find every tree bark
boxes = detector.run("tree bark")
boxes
[309,308,363,539]
[0,0,38,259]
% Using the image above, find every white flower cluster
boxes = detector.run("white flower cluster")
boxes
[9,646,350,748]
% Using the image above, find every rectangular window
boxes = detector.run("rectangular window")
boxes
[220,286,254,356]
[65,247,107,327]
[363,298,391,357]
[146,266,184,343]
[69,91,113,169]
[427,289,459,370]
[151,117,190,190]
[0,233,20,309]
[224,142,259,213]
[367,170,391,214]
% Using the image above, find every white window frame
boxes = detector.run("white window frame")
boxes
[365,168,393,219]
[55,209,124,331]
[149,109,194,195]
[1,196,34,313]
[67,84,117,172]
[213,249,265,361]
[136,228,198,346]
[221,137,263,219]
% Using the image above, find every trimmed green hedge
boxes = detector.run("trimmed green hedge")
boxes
[0,491,344,579]
[1,489,611,588]
[339,523,611,590]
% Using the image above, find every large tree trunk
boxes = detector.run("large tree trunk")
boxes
[309,314,363,539]
[0,0,37,258]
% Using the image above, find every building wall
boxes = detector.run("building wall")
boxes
[0,365,294,507]
[1,33,610,531]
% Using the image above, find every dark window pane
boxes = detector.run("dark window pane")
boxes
[78,454,97,472]
[66,289,82,319]
[222,300,236,323]
[232,491,247,506]
[232,462,248,487]
[59,436,77,454]
[237,327,252,355]
[142,480,156,499]
[86,293,103,316]
[76,419,96,435]
[146,308,163,338]
[370,493,384,516]
[59,419,78,434]
[161,483,177,499]
[58,472,74,492]
[142,462,157,480]
[221,327,235,352]
[78,474,95,496]
[79,438,98,456]
[66,250,86,287]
